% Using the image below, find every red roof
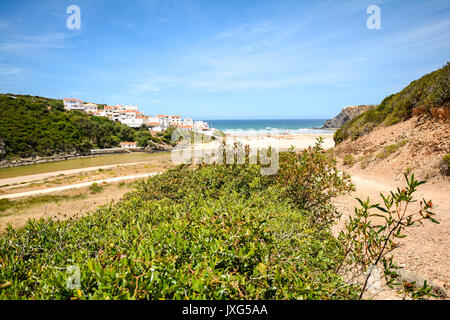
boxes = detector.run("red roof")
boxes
[146,122,161,125]
[173,124,193,129]
[64,98,83,102]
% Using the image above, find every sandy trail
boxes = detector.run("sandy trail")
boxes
[0,161,154,187]
[0,172,160,200]
[333,168,450,294]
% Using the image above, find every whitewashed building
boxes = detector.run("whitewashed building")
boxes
[63,98,84,111]
[104,106,120,122]
[183,118,194,127]
[83,103,98,113]
[120,141,137,148]
[194,120,209,132]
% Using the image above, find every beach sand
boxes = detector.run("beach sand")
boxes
[225,133,335,150]
[184,133,335,153]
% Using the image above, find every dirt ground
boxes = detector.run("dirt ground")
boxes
[332,116,450,297]
[0,155,175,232]
[0,182,131,232]
[0,156,173,196]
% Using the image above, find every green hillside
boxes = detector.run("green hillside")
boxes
[0,94,156,160]
[334,62,450,144]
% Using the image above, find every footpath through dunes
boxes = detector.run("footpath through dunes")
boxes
[331,114,450,297]
[0,172,161,200]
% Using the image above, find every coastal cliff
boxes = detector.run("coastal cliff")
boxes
[322,105,377,128]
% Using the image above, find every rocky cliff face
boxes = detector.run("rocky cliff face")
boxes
[322,105,377,128]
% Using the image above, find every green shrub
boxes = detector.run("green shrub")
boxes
[343,154,355,167]
[0,140,358,300]
[269,139,354,227]
[0,141,433,300]
[88,183,104,194]
[376,140,408,160]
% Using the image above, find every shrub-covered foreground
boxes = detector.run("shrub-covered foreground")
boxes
[0,141,436,299]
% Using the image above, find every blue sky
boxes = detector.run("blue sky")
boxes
[0,0,449,119]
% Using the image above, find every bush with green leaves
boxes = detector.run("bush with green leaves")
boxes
[0,141,437,300]
[270,139,354,227]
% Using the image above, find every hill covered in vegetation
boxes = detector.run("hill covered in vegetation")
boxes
[0,94,171,161]
[334,63,450,144]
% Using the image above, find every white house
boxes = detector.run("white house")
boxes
[63,98,84,111]
[83,103,98,113]
[183,118,194,126]
[157,115,172,129]
[104,106,120,122]
[194,120,209,132]
[173,124,193,132]
[170,116,182,126]
[120,141,137,148]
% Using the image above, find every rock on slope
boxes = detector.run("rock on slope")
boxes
[322,105,377,128]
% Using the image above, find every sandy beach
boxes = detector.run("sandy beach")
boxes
[184,133,335,152]
[225,132,335,150]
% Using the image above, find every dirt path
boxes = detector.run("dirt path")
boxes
[0,172,160,200]
[332,168,450,295]
[0,161,156,187]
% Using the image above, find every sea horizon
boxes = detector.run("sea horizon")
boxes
[203,119,335,135]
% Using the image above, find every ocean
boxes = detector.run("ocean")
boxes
[204,119,334,135]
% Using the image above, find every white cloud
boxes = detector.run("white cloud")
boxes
[0,33,71,52]
[0,64,23,76]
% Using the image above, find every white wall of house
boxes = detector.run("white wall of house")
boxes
[64,99,84,110]
[84,103,98,113]
[183,118,194,126]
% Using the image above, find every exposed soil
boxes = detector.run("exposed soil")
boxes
[332,116,450,298]
[334,116,450,181]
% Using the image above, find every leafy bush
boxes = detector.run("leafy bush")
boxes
[270,139,354,227]
[0,140,358,300]
[343,154,355,167]
[88,183,104,194]
[0,141,435,300]
[335,63,450,144]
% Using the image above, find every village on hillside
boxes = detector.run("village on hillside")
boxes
[63,98,211,136]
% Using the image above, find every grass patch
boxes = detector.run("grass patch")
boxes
[0,193,86,213]
[343,154,355,167]
[88,183,105,194]
[376,139,408,160]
